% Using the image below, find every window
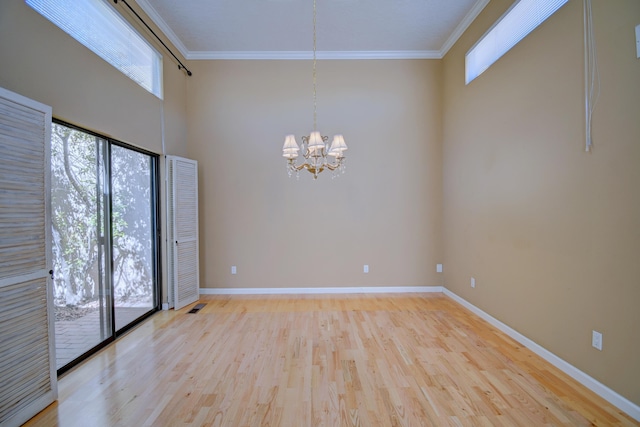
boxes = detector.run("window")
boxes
[465,0,569,84]
[26,0,163,98]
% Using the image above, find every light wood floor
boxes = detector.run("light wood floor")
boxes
[25,294,638,426]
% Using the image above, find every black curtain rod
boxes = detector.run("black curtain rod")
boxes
[113,0,192,76]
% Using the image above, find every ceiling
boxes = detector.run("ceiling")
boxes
[135,0,490,60]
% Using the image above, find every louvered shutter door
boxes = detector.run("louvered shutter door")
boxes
[167,156,199,310]
[0,87,56,427]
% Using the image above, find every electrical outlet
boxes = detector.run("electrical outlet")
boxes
[231,265,237,275]
[363,265,369,273]
[470,277,476,288]
[592,330,603,350]
[436,264,443,273]
[636,24,640,58]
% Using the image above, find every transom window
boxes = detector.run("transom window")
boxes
[26,0,163,98]
[465,0,569,84]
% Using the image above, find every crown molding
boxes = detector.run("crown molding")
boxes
[186,50,442,61]
[439,0,491,57]
[135,0,490,61]
[135,0,190,59]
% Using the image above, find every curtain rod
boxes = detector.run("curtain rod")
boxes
[113,0,192,76]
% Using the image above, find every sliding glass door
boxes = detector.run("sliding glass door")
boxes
[51,121,159,372]
[111,145,156,331]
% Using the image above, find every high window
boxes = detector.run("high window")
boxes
[465,0,569,84]
[26,0,163,98]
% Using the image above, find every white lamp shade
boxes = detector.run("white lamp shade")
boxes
[308,131,323,147]
[283,134,300,152]
[283,151,299,159]
[307,131,325,155]
[332,135,348,151]
[328,135,347,157]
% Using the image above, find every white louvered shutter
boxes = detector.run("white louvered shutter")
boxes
[0,87,56,427]
[167,156,199,310]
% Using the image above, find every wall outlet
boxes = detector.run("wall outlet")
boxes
[231,265,237,275]
[470,277,476,288]
[592,330,603,351]
[436,263,443,273]
[363,265,369,273]
[636,24,640,58]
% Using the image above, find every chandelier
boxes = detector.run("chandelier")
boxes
[282,0,348,180]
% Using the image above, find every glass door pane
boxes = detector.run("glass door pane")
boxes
[51,123,111,370]
[111,145,156,332]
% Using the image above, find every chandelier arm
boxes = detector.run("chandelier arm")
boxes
[299,163,324,175]
[307,165,324,175]
[325,158,344,171]
[302,150,326,160]
[289,161,307,172]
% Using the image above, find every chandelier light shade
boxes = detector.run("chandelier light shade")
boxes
[283,0,348,180]
[282,135,299,159]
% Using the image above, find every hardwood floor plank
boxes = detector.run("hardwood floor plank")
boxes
[22,294,638,426]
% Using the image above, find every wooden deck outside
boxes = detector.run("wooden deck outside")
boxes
[55,307,153,369]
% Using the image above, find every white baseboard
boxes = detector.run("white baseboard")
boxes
[442,288,640,422]
[199,286,443,295]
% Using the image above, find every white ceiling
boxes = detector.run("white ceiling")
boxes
[135,0,490,60]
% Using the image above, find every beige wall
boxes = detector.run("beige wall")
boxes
[187,60,443,289]
[0,0,190,302]
[442,0,640,405]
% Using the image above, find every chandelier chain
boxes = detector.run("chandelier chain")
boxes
[312,0,317,131]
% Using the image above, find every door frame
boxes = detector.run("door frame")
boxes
[52,119,161,375]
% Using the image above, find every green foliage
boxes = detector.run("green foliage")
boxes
[51,124,153,307]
